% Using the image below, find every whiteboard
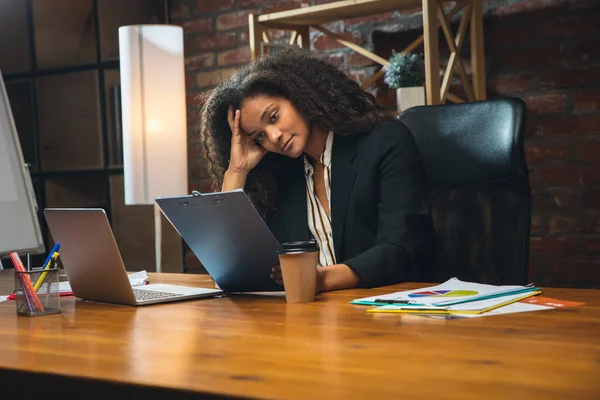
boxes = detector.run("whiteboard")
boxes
[0,70,44,256]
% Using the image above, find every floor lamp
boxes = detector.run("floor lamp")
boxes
[118,25,188,273]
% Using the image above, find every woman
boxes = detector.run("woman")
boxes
[199,49,434,293]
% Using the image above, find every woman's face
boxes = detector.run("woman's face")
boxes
[238,94,310,159]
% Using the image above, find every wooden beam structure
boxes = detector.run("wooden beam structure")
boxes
[249,0,487,105]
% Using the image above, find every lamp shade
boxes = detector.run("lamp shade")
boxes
[118,25,188,205]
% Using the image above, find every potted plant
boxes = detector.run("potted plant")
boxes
[384,51,426,112]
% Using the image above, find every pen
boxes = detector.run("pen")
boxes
[10,252,44,313]
[41,242,60,270]
[11,254,34,312]
[33,251,59,292]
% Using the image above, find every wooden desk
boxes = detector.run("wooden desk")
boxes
[1,270,599,399]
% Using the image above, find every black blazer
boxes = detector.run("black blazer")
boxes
[267,120,435,288]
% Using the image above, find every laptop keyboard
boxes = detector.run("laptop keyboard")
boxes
[133,288,182,302]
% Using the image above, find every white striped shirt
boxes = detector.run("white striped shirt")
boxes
[304,131,336,267]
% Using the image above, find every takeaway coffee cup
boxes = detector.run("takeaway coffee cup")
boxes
[277,241,319,303]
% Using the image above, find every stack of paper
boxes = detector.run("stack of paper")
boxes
[352,278,543,316]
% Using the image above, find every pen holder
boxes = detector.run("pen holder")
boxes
[14,268,60,317]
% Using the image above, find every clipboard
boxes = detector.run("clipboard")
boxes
[156,190,282,292]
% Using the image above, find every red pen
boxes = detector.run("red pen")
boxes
[10,252,44,313]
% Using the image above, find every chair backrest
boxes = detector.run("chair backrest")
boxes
[398,98,531,285]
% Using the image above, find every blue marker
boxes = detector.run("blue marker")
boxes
[41,242,60,269]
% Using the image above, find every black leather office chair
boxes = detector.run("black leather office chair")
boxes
[398,98,531,285]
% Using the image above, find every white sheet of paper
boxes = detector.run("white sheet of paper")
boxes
[59,281,72,292]
[127,270,149,286]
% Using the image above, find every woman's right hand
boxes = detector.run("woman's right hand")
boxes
[227,106,267,174]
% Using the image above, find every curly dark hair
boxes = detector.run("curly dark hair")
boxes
[198,49,396,219]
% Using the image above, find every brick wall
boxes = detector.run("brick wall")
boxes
[486,2,600,289]
[170,0,600,288]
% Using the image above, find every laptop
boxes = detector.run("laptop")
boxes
[44,208,223,306]
[156,190,282,292]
